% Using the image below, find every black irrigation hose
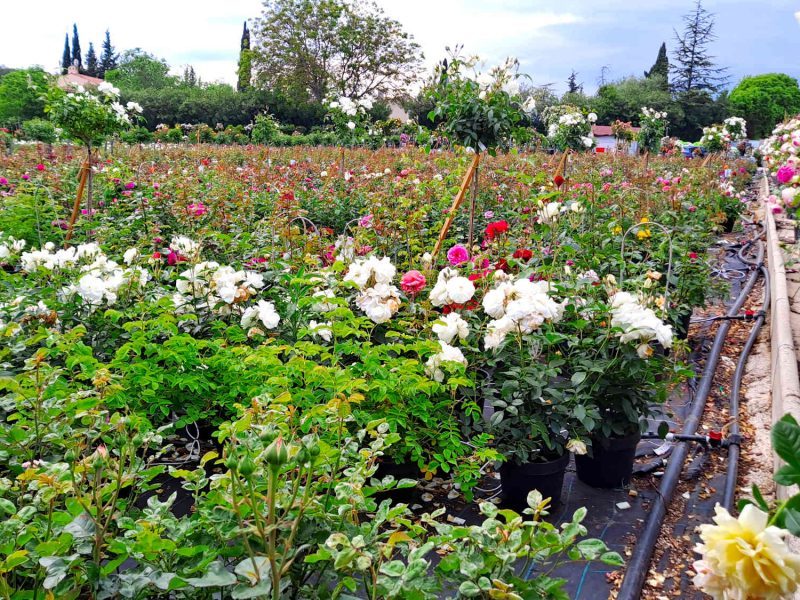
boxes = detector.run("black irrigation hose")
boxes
[722,263,770,511]
[617,238,765,600]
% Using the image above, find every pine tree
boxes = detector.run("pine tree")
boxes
[85,43,98,77]
[566,70,582,94]
[237,21,252,92]
[182,66,197,87]
[71,24,82,70]
[61,34,71,75]
[671,0,728,93]
[98,30,118,78]
[645,43,669,80]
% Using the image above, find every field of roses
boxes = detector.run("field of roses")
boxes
[0,144,754,598]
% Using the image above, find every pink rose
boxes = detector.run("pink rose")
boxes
[446,244,469,266]
[777,165,795,184]
[401,270,426,295]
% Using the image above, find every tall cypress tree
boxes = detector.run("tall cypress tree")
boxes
[98,30,118,78]
[237,21,252,92]
[71,24,82,70]
[61,34,71,74]
[644,42,669,80]
[85,43,99,77]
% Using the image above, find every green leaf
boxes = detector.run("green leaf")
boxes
[571,371,587,386]
[0,499,16,516]
[185,561,237,588]
[772,414,800,470]
[234,556,271,585]
[751,484,769,512]
[231,581,272,599]
[458,581,481,597]
[577,539,607,560]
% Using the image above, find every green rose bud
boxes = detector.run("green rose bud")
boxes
[238,455,256,478]
[265,436,289,469]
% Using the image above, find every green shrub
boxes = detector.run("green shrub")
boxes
[20,118,57,143]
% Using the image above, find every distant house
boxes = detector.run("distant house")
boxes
[388,102,409,122]
[56,63,103,91]
[592,124,640,154]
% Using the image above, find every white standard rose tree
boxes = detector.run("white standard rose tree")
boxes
[45,81,141,234]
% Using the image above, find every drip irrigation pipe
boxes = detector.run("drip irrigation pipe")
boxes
[617,238,764,600]
[722,263,769,511]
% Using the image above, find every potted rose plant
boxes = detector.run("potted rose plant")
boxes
[562,275,686,488]
[466,273,589,509]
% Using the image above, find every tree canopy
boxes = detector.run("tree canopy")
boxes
[252,0,422,102]
[105,49,174,90]
[729,73,800,139]
[0,68,49,127]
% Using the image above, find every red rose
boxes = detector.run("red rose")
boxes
[513,248,533,260]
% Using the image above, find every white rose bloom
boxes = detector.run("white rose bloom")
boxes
[312,289,337,312]
[123,248,140,265]
[241,299,280,330]
[309,320,333,342]
[446,276,475,304]
[610,292,673,352]
[126,101,143,114]
[76,274,107,305]
[0,245,9,260]
[347,121,356,130]
[432,312,470,344]
[484,316,516,350]
[588,112,598,123]
[425,341,468,381]
[482,285,509,318]
[170,236,200,258]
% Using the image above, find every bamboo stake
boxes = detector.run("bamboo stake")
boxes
[553,149,569,187]
[64,159,90,245]
[431,152,481,259]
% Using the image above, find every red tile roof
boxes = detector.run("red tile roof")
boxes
[56,66,104,90]
[592,124,641,136]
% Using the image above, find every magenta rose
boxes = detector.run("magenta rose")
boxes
[446,244,469,266]
[777,165,796,184]
[401,270,426,295]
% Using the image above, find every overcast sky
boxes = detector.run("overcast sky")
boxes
[2,0,799,93]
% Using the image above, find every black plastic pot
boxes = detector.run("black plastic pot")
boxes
[500,452,570,511]
[575,431,641,488]
[723,215,737,233]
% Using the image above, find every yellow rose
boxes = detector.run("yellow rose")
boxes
[694,504,800,600]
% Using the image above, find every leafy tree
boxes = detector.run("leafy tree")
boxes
[644,42,669,90]
[237,21,252,92]
[85,43,99,78]
[252,0,422,102]
[729,74,800,139]
[106,49,175,90]
[671,89,727,141]
[566,70,582,94]
[0,68,50,127]
[671,0,728,94]
[61,34,71,75]
[591,76,678,126]
[98,30,118,78]
[71,24,82,70]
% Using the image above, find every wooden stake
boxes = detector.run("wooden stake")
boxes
[431,152,481,259]
[553,149,569,187]
[64,159,90,245]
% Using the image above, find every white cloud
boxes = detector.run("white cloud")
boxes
[0,0,262,84]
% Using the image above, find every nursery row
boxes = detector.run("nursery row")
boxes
[0,145,753,598]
